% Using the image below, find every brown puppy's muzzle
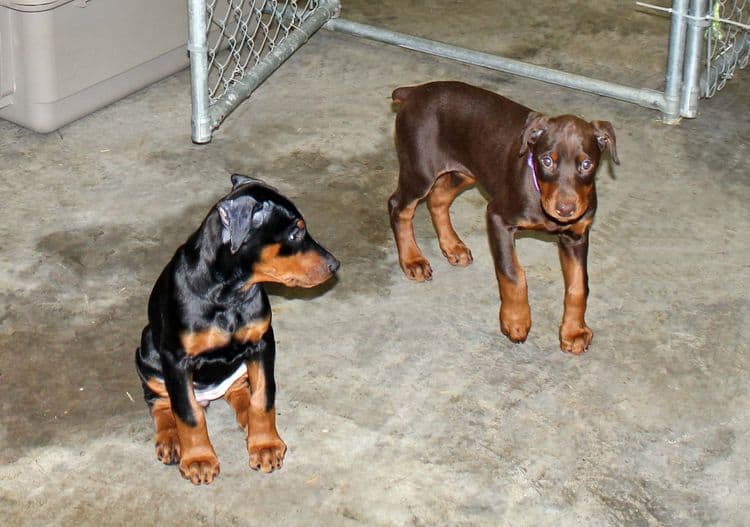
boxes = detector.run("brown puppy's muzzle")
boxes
[540,189,588,224]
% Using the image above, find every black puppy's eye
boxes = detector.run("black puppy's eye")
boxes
[581,159,593,171]
[541,155,553,168]
[289,220,306,242]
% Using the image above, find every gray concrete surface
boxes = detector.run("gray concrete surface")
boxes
[1,1,748,525]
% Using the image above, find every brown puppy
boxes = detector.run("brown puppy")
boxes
[388,81,618,354]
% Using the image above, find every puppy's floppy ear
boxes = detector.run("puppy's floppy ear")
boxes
[591,120,620,165]
[217,195,267,254]
[519,112,549,157]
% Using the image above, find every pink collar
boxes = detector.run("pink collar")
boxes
[526,151,540,193]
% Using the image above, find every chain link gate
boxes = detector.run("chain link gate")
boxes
[188,0,340,143]
[705,0,750,96]
[187,0,747,141]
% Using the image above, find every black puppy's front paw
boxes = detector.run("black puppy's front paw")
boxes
[179,453,220,485]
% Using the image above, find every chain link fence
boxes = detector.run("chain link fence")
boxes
[188,0,340,142]
[187,0,747,140]
[705,0,750,96]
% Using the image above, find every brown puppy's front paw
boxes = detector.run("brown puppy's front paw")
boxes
[442,243,473,267]
[249,438,287,473]
[500,304,531,343]
[179,453,220,485]
[401,257,433,282]
[559,323,593,355]
[154,430,181,465]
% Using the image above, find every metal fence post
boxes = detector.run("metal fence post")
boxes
[187,0,211,144]
[681,0,709,118]
[663,0,690,123]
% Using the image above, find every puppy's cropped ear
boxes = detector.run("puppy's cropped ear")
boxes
[230,173,263,189]
[217,195,267,254]
[230,173,280,192]
[591,120,620,165]
[519,112,549,157]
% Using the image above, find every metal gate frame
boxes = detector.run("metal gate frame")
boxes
[325,0,747,124]
[188,0,748,143]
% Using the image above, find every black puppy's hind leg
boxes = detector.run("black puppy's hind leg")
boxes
[142,379,181,465]
[136,327,180,465]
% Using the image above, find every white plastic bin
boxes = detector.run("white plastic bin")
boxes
[0,0,188,133]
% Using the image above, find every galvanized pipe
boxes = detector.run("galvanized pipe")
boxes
[208,0,341,129]
[681,0,709,118]
[324,17,668,112]
[662,0,689,123]
[187,0,211,144]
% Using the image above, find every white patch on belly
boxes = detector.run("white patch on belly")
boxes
[194,363,248,405]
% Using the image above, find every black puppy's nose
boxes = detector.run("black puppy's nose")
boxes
[555,201,576,218]
[327,257,341,273]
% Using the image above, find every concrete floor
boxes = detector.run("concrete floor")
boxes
[1,1,748,525]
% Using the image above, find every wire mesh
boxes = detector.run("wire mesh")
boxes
[705,0,750,96]
[206,0,323,103]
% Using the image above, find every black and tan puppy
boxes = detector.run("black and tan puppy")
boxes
[136,174,339,484]
[388,81,618,354]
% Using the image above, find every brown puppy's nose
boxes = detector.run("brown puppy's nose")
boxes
[555,201,576,218]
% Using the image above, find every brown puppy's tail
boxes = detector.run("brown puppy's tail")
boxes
[391,86,415,105]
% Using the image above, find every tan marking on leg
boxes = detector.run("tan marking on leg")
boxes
[233,315,271,345]
[394,200,432,281]
[426,173,475,266]
[245,361,286,473]
[174,387,220,485]
[558,250,592,354]
[151,396,180,465]
[498,251,531,343]
[224,374,252,433]
[180,328,231,357]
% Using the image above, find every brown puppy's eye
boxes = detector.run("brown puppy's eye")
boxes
[541,155,553,168]
[581,159,593,171]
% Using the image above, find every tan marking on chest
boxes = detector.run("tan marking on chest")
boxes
[233,315,271,344]
[181,328,231,356]
[515,218,547,231]
[567,217,592,236]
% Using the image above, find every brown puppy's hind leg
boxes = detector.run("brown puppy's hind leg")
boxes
[427,171,476,266]
[389,188,433,282]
